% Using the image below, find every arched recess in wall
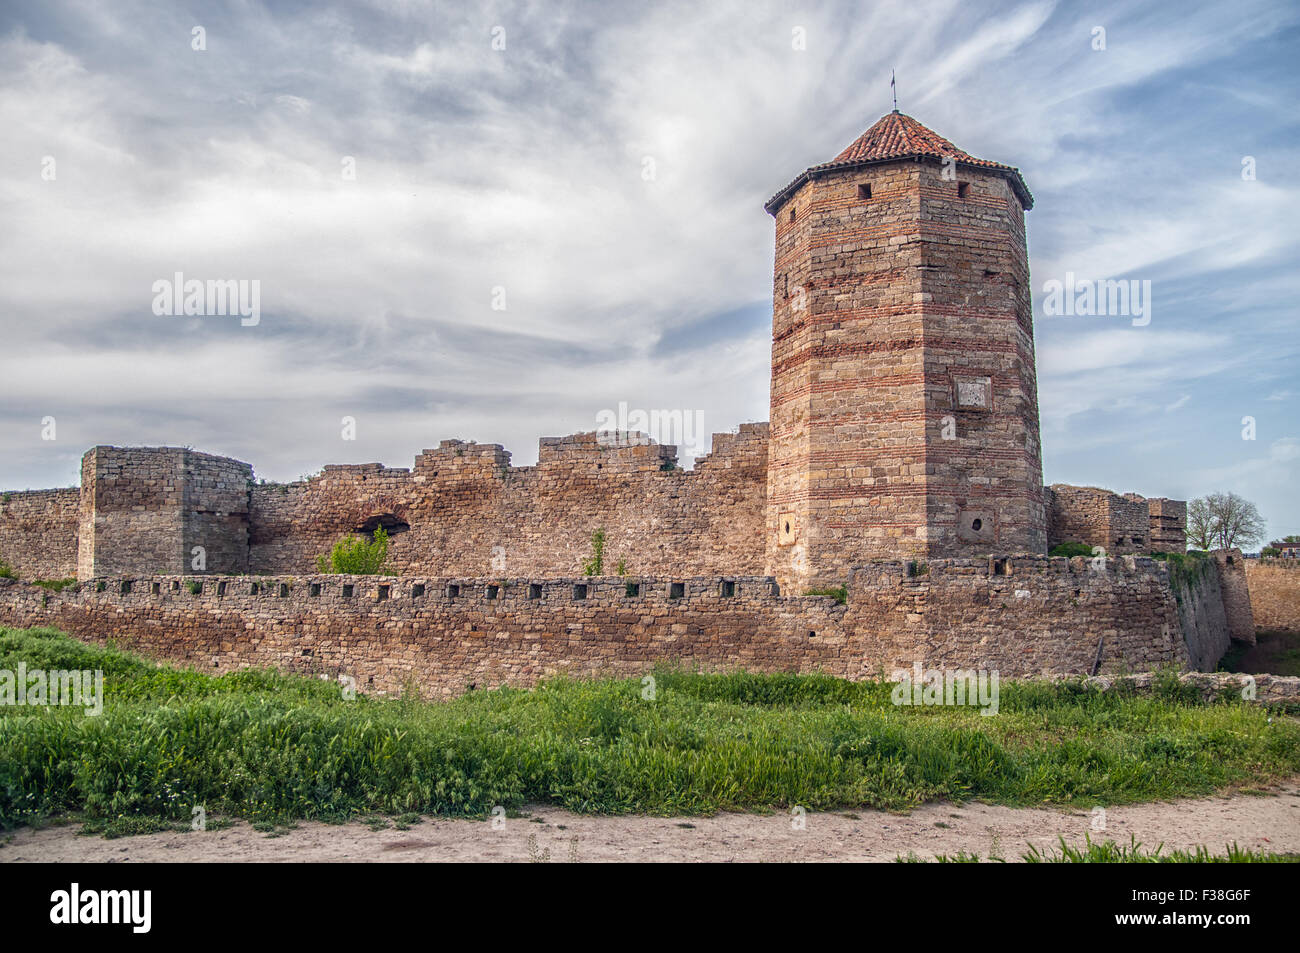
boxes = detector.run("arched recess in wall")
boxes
[356,513,410,539]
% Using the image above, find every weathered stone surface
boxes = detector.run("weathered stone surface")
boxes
[0,553,1237,698]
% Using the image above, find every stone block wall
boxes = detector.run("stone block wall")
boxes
[1146,498,1186,553]
[250,426,770,578]
[0,552,1225,699]
[1212,549,1256,645]
[76,447,252,578]
[1048,485,1153,555]
[1243,559,1300,634]
[0,488,79,579]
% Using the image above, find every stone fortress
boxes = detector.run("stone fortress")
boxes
[0,111,1285,695]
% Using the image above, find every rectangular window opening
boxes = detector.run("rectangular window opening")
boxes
[411,583,424,599]
[624,582,640,598]
[342,584,354,598]
[309,583,321,597]
[377,585,390,602]
[957,181,969,198]
[528,583,542,600]
[720,580,735,598]
[446,584,460,599]
[486,584,499,600]
[669,582,685,600]
[573,583,588,600]
[857,183,871,199]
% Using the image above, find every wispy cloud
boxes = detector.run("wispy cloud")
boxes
[0,0,1296,539]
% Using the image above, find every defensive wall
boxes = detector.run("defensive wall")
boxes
[0,553,1250,696]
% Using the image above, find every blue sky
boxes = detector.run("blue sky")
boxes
[1,0,1296,544]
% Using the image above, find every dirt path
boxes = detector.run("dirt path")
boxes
[5,782,1299,862]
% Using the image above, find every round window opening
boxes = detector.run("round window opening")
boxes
[971,518,983,531]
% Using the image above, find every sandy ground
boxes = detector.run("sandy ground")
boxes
[4,781,1299,862]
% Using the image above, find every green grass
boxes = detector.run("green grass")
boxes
[898,836,1300,863]
[2,626,1299,830]
[1048,542,1094,558]
[30,578,77,592]
[803,586,848,604]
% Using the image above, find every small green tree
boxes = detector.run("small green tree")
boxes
[0,554,15,579]
[317,526,389,574]
[581,528,606,577]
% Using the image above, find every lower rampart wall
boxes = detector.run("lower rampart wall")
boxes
[0,554,1226,697]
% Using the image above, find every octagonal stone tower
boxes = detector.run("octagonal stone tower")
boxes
[764,110,1047,590]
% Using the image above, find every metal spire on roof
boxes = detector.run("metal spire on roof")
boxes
[891,69,898,112]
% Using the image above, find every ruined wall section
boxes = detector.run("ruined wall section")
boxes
[1047,485,1148,555]
[76,447,252,578]
[250,426,770,578]
[0,554,1212,698]
[1147,498,1186,553]
[0,488,79,579]
[1212,549,1255,645]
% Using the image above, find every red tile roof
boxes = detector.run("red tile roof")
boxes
[765,110,1032,213]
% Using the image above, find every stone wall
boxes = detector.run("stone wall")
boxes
[249,426,769,578]
[1046,485,1185,556]
[1244,559,1300,634]
[0,553,1220,698]
[0,488,79,580]
[76,447,252,578]
[1212,549,1255,645]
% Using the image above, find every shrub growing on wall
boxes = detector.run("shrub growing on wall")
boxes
[0,555,15,579]
[317,526,389,575]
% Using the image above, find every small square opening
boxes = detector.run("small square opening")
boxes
[669,582,685,599]
[170,580,180,592]
[625,582,640,598]
[342,584,354,598]
[528,583,542,600]
[720,580,735,598]
[957,181,969,198]
[857,183,871,199]
[573,583,588,600]
[377,585,390,601]
[411,583,424,599]
[446,584,460,599]
[151,582,161,596]
[310,582,321,597]
[486,584,499,600]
